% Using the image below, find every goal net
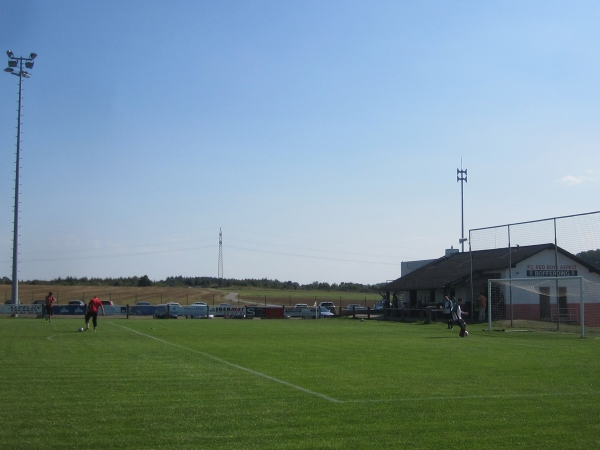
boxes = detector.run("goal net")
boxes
[487,276,600,337]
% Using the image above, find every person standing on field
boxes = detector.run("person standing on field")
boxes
[84,296,105,332]
[477,292,487,322]
[452,298,468,337]
[45,291,56,322]
[443,295,453,329]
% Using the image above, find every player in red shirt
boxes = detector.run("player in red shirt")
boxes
[84,296,105,331]
[45,291,56,322]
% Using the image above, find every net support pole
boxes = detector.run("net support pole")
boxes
[469,233,474,322]
[487,278,493,332]
[554,219,560,331]
[580,276,585,338]
[508,225,513,328]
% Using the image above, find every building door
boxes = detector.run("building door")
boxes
[558,287,568,318]
[539,287,550,320]
[409,290,417,309]
[409,290,418,318]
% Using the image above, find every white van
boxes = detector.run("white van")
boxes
[284,306,333,319]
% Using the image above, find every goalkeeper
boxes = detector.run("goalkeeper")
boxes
[452,298,468,337]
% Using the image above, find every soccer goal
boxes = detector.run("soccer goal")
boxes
[486,276,600,338]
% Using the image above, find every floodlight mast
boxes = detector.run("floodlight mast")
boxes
[4,51,37,307]
[457,158,467,252]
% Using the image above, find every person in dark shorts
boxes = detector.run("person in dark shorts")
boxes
[443,295,453,329]
[45,292,56,322]
[84,296,105,331]
[452,298,469,337]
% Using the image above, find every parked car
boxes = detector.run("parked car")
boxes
[129,302,153,316]
[346,304,368,311]
[188,302,209,319]
[318,307,335,317]
[294,303,309,308]
[319,302,336,313]
[291,307,334,319]
[33,299,46,305]
[165,302,181,317]
[154,304,168,319]
[68,300,85,306]
[101,300,114,306]
[154,304,178,319]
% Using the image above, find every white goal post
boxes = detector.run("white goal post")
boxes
[487,276,586,337]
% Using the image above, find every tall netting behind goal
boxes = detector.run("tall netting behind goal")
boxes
[488,276,600,337]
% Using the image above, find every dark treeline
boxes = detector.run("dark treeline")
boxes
[3,248,597,293]
[577,249,600,269]
[3,275,384,293]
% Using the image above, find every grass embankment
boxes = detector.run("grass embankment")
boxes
[2,284,381,307]
[0,284,224,305]
[232,287,381,307]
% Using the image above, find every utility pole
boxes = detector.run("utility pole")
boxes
[457,159,467,252]
[218,228,223,284]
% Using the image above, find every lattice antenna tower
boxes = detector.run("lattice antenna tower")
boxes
[218,228,223,282]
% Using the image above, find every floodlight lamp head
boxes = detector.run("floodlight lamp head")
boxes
[8,60,17,68]
[29,53,37,60]
[4,67,14,73]
[21,71,30,78]
[459,238,467,244]
[6,50,13,58]
[25,61,33,69]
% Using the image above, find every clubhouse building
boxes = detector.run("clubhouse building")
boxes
[380,243,600,327]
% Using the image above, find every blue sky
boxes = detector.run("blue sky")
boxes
[0,1,599,285]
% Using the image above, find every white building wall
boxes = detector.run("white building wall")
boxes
[509,249,600,284]
[485,249,600,307]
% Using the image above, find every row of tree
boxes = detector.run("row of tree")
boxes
[2,275,383,293]
[576,249,600,268]
[5,249,597,292]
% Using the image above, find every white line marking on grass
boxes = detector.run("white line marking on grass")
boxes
[109,322,342,404]
[344,392,597,403]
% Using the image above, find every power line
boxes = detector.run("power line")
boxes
[227,244,401,266]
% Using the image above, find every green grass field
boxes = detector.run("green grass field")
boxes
[1,317,599,449]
